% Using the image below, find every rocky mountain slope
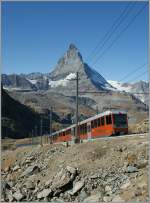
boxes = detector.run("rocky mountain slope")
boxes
[1,133,148,202]
[2,74,37,91]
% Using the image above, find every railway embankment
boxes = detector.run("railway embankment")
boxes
[1,133,149,202]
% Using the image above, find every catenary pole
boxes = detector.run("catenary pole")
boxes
[40,117,43,146]
[35,125,37,144]
[50,107,52,144]
[75,72,80,143]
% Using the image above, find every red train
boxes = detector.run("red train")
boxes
[51,110,128,143]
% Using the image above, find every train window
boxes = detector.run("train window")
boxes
[101,116,105,126]
[84,124,87,134]
[106,115,112,125]
[98,118,100,126]
[79,125,82,134]
[94,119,97,128]
[80,125,83,134]
[82,124,85,134]
[91,121,94,129]
[113,114,127,127]
[63,132,65,136]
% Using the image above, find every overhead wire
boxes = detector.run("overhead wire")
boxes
[127,70,148,83]
[86,1,133,61]
[91,2,148,66]
[87,1,137,62]
[118,62,148,82]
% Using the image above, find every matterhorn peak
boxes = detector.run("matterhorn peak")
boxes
[68,43,78,51]
[65,43,83,62]
[49,44,114,92]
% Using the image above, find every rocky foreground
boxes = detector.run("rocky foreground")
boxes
[1,133,149,202]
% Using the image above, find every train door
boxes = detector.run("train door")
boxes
[71,127,76,143]
[87,122,91,139]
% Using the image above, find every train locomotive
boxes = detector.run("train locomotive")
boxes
[51,110,128,143]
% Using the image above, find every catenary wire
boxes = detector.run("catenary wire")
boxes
[91,3,147,66]
[88,1,137,62]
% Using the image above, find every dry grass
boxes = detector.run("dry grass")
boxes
[1,138,16,151]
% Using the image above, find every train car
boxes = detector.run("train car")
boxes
[51,110,128,143]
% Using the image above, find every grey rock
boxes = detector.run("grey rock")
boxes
[7,190,14,202]
[83,194,101,202]
[90,174,99,179]
[51,167,76,190]
[24,180,35,189]
[126,166,139,173]
[21,164,40,177]
[120,180,131,189]
[13,165,20,171]
[137,160,148,169]
[51,198,64,202]
[13,190,25,201]
[105,185,112,193]
[103,196,113,202]
[45,179,52,187]
[69,180,84,195]
[37,189,52,199]
[7,181,15,188]
[66,166,76,174]
[4,166,10,172]
[79,191,88,201]
[112,195,125,202]
[1,181,10,193]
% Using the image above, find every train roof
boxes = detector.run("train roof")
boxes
[51,110,127,136]
[78,110,127,125]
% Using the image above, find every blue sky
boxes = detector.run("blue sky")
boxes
[2,1,149,82]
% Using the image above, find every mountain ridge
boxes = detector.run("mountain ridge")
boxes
[2,44,149,104]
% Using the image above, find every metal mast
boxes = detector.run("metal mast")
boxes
[75,72,80,143]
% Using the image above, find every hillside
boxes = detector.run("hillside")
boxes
[1,133,148,202]
[1,87,46,139]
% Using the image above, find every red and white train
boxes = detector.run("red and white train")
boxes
[51,110,128,143]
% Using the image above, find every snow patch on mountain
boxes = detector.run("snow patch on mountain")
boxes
[27,79,38,84]
[108,80,148,104]
[65,73,76,80]
[49,73,76,87]
[107,80,132,92]
[3,87,28,91]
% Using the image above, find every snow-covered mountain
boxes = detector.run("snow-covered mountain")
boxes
[2,44,149,104]
[108,80,149,104]
[48,44,114,92]
[107,80,132,92]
